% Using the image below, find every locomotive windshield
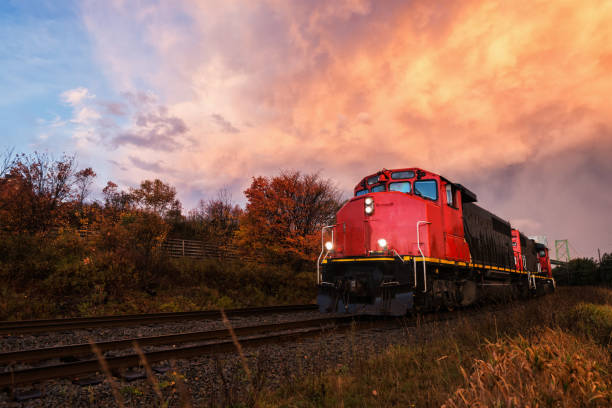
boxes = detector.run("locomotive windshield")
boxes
[355,189,368,196]
[389,181,411,193]
[367,176,379,185]
[414,179,438,201]
[391,171,414,179]
[371,184,386,192]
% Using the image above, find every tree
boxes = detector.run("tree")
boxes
[235,171,342,269]
[102,181,134,215]
[0,152,76,232]
[600,252,612,285]
[188,189,242,244]
[0,147,14,178]
[73,167,97,207]
[130,179,182,219]
[562,257,599,285]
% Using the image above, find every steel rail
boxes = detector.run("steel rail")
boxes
[0,316,355,365]
[0,316,379,387]
[0,301,526,388]
[0,304,317,335]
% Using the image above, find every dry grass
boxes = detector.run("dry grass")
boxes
[79,286,612,407]
[444,328,612,407]
[257,286,612,407]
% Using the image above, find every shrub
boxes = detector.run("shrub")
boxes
[565,302,612,345]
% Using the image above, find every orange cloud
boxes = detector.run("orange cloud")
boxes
[80,0,612,255]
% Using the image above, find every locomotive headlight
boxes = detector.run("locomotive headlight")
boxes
[325,241,334,251]
[377,238,387,249]
[364,197,374,215]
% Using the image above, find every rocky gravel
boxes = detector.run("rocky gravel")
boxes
[0,307,504,407]
[0,310,329,353]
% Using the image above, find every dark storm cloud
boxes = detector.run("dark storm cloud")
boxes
[460,135,612,258]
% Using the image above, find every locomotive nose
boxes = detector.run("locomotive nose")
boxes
[333,193,427,258]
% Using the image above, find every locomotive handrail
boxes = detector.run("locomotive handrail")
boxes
[317,225,336,285]
[392,249,406,263]
[416,221,431,293]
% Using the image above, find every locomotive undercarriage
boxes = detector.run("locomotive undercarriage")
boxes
[318,260,555,316]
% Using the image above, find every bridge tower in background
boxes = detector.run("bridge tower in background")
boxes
[555,239,571,262]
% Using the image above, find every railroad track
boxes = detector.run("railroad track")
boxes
[0,304,318,335]
[0,315,376,387]
[0,301,522,389]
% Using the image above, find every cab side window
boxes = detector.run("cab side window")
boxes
[414,180,438,201]
[445,184,457,208]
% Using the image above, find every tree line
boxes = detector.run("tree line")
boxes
[0,149,343,318]
[553,255,612,286]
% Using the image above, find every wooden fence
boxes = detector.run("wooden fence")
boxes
[76,229,255,262]
[162,238,257,262]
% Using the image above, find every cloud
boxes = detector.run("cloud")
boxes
[211,114,240,133]
[61,87,94,106]
[72,106,101,125]
[78,0,612,256]
[110,99,189,150]
[129,156,175,173]
[107,159,128,171]
[56,88,190,151]
[99,102,127,116]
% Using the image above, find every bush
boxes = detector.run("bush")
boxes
[160,258,316,307]
[565,302,612,345]
[0,229,97,318]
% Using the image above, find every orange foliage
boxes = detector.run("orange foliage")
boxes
[235,171,342,269]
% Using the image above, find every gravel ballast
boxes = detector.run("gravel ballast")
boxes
[0,305,518,407]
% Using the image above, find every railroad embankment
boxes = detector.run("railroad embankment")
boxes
[2,287,610,406]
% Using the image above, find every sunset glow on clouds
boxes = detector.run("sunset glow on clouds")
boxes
[2,0,611,256]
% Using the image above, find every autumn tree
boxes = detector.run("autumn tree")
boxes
[236,171,342,269]
[0,147,15,213]
[0,147,14,178]
[130,179,182,219]
[73,167,97,207]
[98,179,180,289]
[0,152,77,232]
[187,189,242,244]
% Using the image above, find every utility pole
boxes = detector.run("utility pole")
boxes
[598,248,602,264]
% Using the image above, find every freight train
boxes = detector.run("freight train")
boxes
[317,168,555,315]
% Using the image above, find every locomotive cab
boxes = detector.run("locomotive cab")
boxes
[328,168,471,261]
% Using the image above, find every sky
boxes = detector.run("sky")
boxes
[1,0,611,258]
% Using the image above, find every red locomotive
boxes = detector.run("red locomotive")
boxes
[317,168,555,315]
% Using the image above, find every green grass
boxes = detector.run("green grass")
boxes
[565,302,612,345]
